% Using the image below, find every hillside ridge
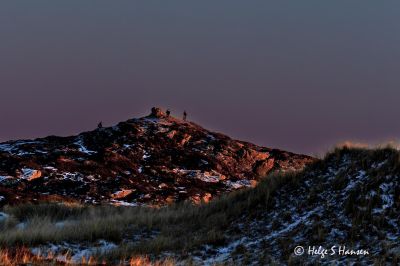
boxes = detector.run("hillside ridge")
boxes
[0,108,314,206]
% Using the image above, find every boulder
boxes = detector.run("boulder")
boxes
[20,168,42,181]
[202,193,212,203]
[149,107,165,118]
[111,189,133,199]
[253,158,275,177]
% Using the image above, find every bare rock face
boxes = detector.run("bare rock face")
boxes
[254,158,275,176]
[149,107,165,118]
[0,110,315,206]
[111,189,134,199]
[20,168,42,181]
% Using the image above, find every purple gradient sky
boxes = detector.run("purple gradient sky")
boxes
[1,1,400,155]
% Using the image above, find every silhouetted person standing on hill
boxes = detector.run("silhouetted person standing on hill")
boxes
[97,122,103,128]
[183,110,187,121]
[166,109,171,117]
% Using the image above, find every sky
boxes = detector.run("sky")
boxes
[1,1,400,155]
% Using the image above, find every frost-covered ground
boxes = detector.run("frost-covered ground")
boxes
[31,240,117,264]
[188,148,400,265]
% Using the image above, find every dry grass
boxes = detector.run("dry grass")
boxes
[0,170,297,264]
[0,248,176,265]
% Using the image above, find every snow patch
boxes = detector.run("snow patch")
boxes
[58,172,84,182]
[0,141,44,155]
[74,137,97,155]
[110,200,138,207]
[142,151,151,160]
[264,207,323,241]
[31,240,117,264]
[44,166,58,171]
[0,176,13,183]
[0,144,14,153]
[173,169,223,183]
[123,144,134,149]
[0,212,9,221]
[16,222,26,229]
[342,170,367,194]
[200,238,244,265]
[379,182,394,209]
[226,180,252,189]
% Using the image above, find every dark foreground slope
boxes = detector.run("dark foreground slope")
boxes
[0,108,313,206]
[0,147,398,265]
[210,147,400,265]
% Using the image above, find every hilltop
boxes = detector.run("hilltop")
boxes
[0,108,313,206]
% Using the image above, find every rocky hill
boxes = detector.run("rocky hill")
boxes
[0,108,314,206]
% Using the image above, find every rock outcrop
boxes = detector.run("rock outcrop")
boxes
[149,107,166,118]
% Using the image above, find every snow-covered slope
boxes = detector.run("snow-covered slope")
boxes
[195,147,400,265]
[0,108,314,206]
